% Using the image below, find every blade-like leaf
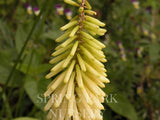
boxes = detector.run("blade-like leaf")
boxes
[105,94,138,120]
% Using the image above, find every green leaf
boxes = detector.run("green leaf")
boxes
[0,20,13,48]
[0,49,23,87]
[103,106,112,120]
[0,48,17,66]
[12,117,38,120]
[15,25,27,52]
[105,94,138,120]
[0,64,24,87]
[24,76,51,110]
[149,43,160,62]
[42,22,63,40]
[19,63,51,75]
[42,30,63,40]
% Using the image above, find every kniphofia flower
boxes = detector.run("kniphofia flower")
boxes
[44,0,110,119]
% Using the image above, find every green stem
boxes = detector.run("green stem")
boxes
[1,93,13,119]
[0,0,48,99]
[6,54,27,108]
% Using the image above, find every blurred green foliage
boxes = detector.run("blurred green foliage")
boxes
[0,0,160,120]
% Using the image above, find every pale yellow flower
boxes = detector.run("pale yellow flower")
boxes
[44,0,110,119]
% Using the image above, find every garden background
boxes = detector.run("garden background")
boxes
[0,0,160,120]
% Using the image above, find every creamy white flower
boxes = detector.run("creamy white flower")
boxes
[44,0,110,120]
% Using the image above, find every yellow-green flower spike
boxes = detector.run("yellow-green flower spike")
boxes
[44,0,110,120]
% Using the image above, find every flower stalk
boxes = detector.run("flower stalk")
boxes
[44,0,110,119]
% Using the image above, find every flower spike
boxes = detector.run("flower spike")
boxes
[44,0,110,120]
